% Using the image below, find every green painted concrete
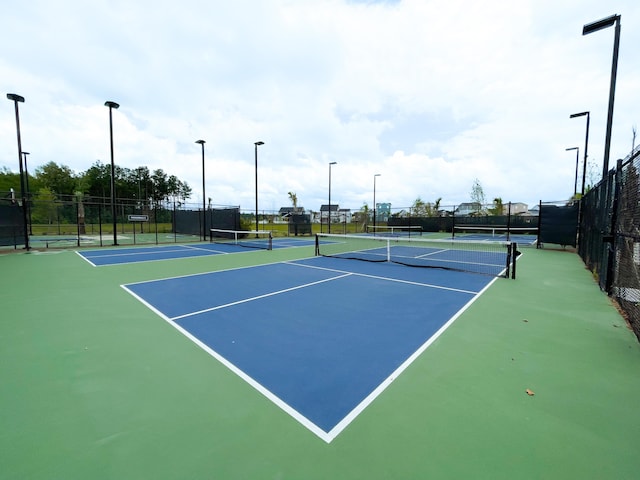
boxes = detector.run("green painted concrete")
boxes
[1,245,639,479]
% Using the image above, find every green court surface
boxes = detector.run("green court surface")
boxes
[1,244,639,479]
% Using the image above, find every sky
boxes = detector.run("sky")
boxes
[1,0,639,214]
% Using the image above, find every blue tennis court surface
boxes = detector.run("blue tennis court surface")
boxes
[77,238,315,266]
[123,257,497,442]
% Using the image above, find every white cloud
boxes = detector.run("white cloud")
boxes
[1,0,639,213]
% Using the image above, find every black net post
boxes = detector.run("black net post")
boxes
[156,203,160,245]
[98,205,103,247]
[536,200,542,248]
[75,201,80,248]
[451,208,456,238]
[506,202,512,241]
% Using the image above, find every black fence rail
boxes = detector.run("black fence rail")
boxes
[388,201,539,235]
[0,194,240,249]
[578,145,640,340]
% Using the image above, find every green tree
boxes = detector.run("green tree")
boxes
[353,203,369,231]
[489,197,503,216]
[411,197,442,217]
[288,191,298,212]
[31,187,58,225]
[35,161,77,196]
[0,167,20,194]
[81,161,111,199]
[151,169,169,204]
[425,197,442,217]
[470,178,486,214]
[411,197,426,216]
[178,180,192,205]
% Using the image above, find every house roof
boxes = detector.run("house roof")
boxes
[320,204,339,212]
[279,207,304,215]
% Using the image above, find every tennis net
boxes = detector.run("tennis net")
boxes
[453,225,538,244]
[210,228,273,250]
[315,233,517,278]
[365,225,423,237]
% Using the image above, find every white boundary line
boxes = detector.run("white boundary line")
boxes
[75,243,260,267]
[324,275,499,441]
[285,260,480,295]
[121,280,338,443]
[122,258,499,443]
[170,273,353,321]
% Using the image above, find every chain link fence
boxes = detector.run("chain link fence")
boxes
[0,194,242,249]
[578,145,640,340]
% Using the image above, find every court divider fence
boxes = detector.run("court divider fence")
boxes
[0,195,242,249]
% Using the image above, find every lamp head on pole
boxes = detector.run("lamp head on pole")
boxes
[583,14,620,35]
[570,111,589,119]
[195,139,205,145]
[255,141,264,146]
[104,101,120,109]
[7,93,25,103]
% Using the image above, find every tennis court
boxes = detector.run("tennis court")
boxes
[77,237,315,266]
[2,237,640,479]
[123,257,496,442]
[452,225,539,246]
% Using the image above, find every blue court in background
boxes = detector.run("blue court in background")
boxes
[77,238,314,266]
[123,256,496,442]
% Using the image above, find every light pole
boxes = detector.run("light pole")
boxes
[570,111,591,197]
[582,14,621,179]
[6,93,29,250]
[105,101,120,246]
[196,140,206,240]
[565,147,579,196]
[373,173,381,233]
[328,161,337,233]
[22,151,32,235]
[254,141,264,232]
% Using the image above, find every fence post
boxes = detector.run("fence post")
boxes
[604,159,623,294]
[536,200,542,248]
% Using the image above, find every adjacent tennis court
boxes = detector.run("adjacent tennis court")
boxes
[123,255,498,442]
[77,237,315,266]
[452,225,539,246]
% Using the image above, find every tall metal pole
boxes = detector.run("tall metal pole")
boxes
[602,19,621,178]
[582,14,621,179]
[22,152,33,235]
[373,173,381,233]
[6,93,29,250]
[571,111,591,197]
[105,101,120,246]
[565,147,579,196]
[254,141,264,232]
[196,140,206,240]
[582,112,591,196]
[328,161,337,233]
